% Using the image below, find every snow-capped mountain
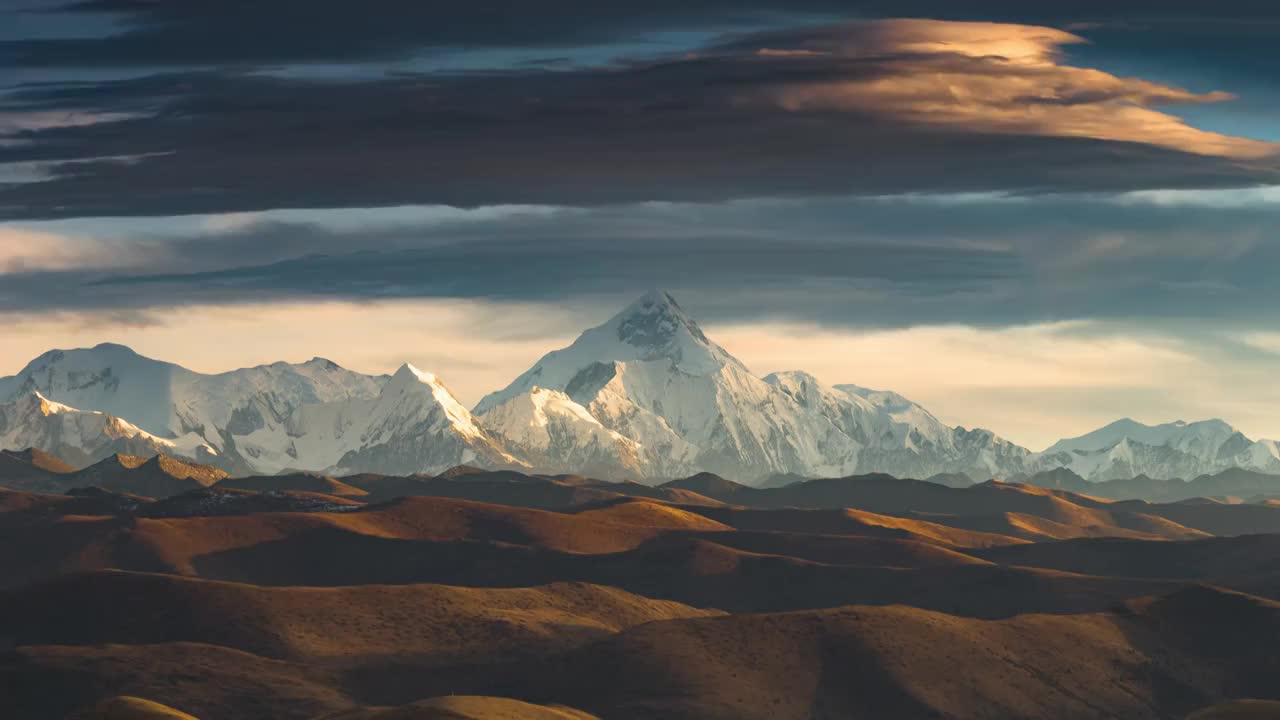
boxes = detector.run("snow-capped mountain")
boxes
[0,343,386,474]
[766,371,1032,480]
[1043,418,1240,456]
[476,290,983,481]
[6,293,1280,485]
[475,291,866,479]
[229,363,527,476]
[474,291,1280,483]
[1031,418,1280,481]
[477,387,649,477]
[0,392,218,468]
[0,346,522,477]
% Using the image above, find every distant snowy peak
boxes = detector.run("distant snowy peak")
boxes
[836,384,935,417]
[478,386,648,477]
[322,363,526,477]
[474,289,742,414]
[769,371,958,451]
[222,361,525,477]
[11,303,1280,484]
[6,390,160,443]
[480,386,625,448]
[1031,417,1280,482]
[765,371,884,442]
[478,292,1036,483]
[613,290,743,373]
[1044,418,1240,455]
[0,391,218,469]
[0,343,186,436]
[767,370,1030,479]
[25,391,77,417]
[477,292,865,480]
[373,363,486,441]
[0,343,388,473]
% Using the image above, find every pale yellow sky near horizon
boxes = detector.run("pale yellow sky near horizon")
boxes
[3,298,1279,451]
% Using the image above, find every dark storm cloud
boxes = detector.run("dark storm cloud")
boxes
[6,1,1280,68]
[4,194,1280,330]
[0,203,1025,319]
[2,17,1277,220]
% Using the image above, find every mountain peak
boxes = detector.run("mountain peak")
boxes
[385,363,456,401]
[378,363,484,440]
[474,291,748,414]
[633,288,680,308]
[391,362,438,386]
[305,357,343,371]
[90,342,140,355]
[612,290,705,351]
[20,390,74,417]
[1044,417,1243,455]
[765,370,821,384]
[602,291,745,376]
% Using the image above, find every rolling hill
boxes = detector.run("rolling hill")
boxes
[0,448,1277,718]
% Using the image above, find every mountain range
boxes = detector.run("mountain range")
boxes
[5,290,1280,484]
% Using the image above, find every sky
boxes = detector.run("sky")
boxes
[2,1,1280,449]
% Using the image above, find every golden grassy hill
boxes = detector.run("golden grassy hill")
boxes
[503,585,1280,720]
[0,497,1180,616]
[8,458,1280,720]
[7,642,348,720]
[1187,700,1280,719]
[569,499,733,531]
[342,473,723,511]
[69,696,199,720]
[319,696,599,720]
[61,454,228,498]
[1,571,720,664]
[16,585,1277,720]
[215,474,369,498]
[684,529,992,569]
[928,508,1211,542]
[975,532,1280,584]
[681,504,1027,548]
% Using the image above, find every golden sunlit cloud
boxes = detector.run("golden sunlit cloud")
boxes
[0,227,142,273]
[743,19,1277,160]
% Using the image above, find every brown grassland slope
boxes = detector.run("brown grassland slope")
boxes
[215,474,370,498]
[0,571,720,664]
[318,697,600,719]
[6,586,1277,720]
[3,455,1280,719]
[1187,700,1280,719]
[69,696,200,720]
[62,454,229,498]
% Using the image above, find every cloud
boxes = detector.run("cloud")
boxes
[0,109,138,135]
[3,191,1280,332]
[723,20,1274,159]
[7,1,1280,68]
[0,225,140,272]
[1,19,1275,219]
[0,228,1025,320]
